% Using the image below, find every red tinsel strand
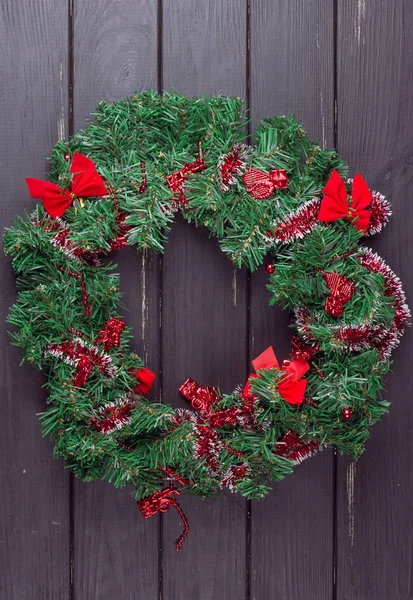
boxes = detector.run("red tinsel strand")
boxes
[269,198,321,245]
[139,162,147,194]
[218,143,249,190]
[171,499,190,551]
[56,266,90,317]
[90,396,135,433]
[221,443,245,460]
[274,430,320,464]
[137,485,189,551]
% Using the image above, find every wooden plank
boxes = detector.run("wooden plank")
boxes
[72,2,160,598]
[336,3,413,598]
[162,1,248,598]
[0,2,70,598]
[249,3,335,599]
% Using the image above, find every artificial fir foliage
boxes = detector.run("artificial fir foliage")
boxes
[3,91,409,549]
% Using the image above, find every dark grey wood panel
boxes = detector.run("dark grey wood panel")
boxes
[249,2,336,599]
[161,1,248,598]
[72,2,160,598]
[0,2,70,599]
[336,2,413,598]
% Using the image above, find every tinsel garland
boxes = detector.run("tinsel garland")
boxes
[3,91,409,549]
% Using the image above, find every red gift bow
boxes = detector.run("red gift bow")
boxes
[243,346,309,405]
[323,271,355,317]
[137,485,189,551]
[242,167,288,199]
[134,367,156,395]
[95,317,126,351]
[318,169,372,233]
[178,378,220,414]
[26,152,108,218]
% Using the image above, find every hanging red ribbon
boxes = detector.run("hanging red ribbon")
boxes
[137,485,189,551]
[166,143,207,203]
[26,153,108,218]
[243,346,309,405]
[95,317,126,351]
[318,169,372,233]
[323,271,355,317]
[242,167,288,199]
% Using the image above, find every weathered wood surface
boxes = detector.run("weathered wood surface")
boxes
[1,1,412,598]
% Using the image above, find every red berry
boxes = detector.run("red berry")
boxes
[341,407,353,421]
[64,153,70,161]
[265,263,275,275]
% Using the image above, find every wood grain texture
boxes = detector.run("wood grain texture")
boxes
[162,1,248,598]
[72,2,160,598]
[249,2,335,599]
[0,2,70,599]
[336,2,413,598]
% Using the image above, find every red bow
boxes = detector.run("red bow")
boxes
[243,346,309,405]
[26,153,108,218]
[95,317,126,351]
[134,367,156,395]
[323,271,355,317]
[179,378,220,414]
[242,167,288,199]
[318,169,372,233]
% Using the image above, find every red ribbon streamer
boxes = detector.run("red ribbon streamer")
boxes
[26,153,108,218]
[318,169,372,233]
[323,271,355,317]
[243,346,309,405]
[137,485,189,551]
[242,167,288,199]
[166,143,207,203]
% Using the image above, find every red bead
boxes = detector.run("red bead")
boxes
[265,263,275,275]
[64,153,70,161]
[342,407,353,421]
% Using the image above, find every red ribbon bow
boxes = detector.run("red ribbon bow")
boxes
[95,317,126,351]
[318,169,372,233]
[138,485,189,551]
[243,346,309,405]
[178,378,220,414]
[26,152,108,218]
[242,167,288,199]
[166,144,207,203]
[134,367,156,395]
[323,271,355,317]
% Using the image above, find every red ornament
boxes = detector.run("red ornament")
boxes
[26,152,108,218]
[318,169,372,234]
[341,407,353,421]
[265,263,275,275]
[323,271,355,317]
[64,153,70,161]
[243,167,288,199]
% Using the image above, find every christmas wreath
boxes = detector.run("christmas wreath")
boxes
[4,92,409,550]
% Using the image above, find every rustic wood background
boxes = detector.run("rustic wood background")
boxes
[1,1,412,598]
